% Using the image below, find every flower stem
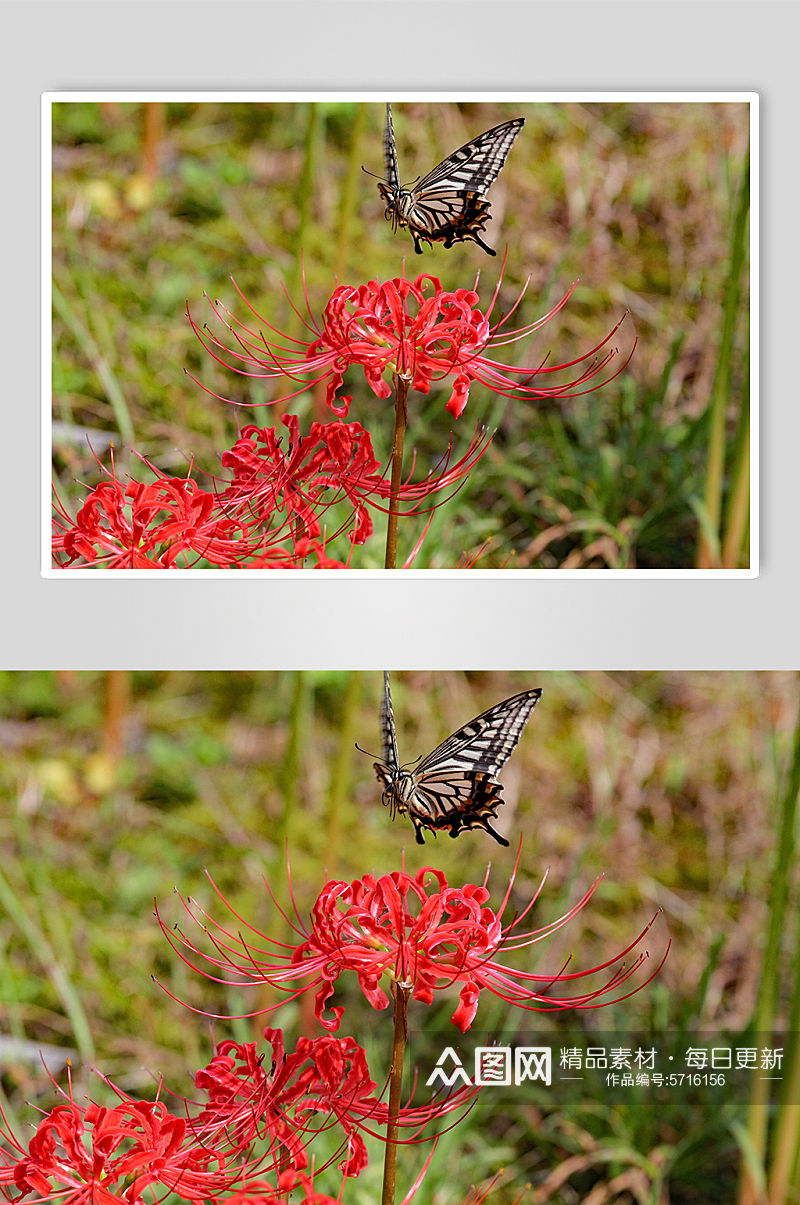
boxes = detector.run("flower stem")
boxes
[696,149,749,569]
[381,980,410,1205]
[384,374,410,569]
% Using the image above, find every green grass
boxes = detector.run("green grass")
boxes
[0,671,797,1202]
[50,100,751,569]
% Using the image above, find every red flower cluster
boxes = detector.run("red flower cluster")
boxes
[0,1024,470,1203]
[192,268,631,421]
[3,1097,230,1204]
[53,412,489,568]
[222,414,490,548]
[192,1029,381,1178]
[52,474,260,569]
[55,265,632,569]
[160,859,666,1035]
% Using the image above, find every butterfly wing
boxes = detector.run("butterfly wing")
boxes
[407,118,523,254]
[416,688,542,777]
[415,118,525,196]
[407,687,542,845]
[404,769,512,846]
[383,103,401,193]
[379,670,400,771]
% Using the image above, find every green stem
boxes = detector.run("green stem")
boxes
[721,339,751,569]
[697,150,749,568]
[766,705,800,1204]
[737,699,800,1205]
[0,866,95,1063]
[277,104,323,415]
[381,981,410,1205]
[384,374,409,569]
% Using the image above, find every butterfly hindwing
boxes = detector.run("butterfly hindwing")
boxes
[376,104,524,255]
[373,677,541,845]
[408,769,507,845]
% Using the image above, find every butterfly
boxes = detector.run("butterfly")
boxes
[370,672,541,845]
[371,103,524,256]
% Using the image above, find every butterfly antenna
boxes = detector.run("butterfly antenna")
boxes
[354,741,382,761]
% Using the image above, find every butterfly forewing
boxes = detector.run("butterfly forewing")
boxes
[416,689,542,778]
[415,119,525,194]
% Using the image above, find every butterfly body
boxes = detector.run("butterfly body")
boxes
[374,673,541,845]
[376,104,524,255]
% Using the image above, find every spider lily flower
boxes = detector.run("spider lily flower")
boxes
[52,414,487,567]
[188,267,633,420]
[191,1027,472,1180]
[1,1097,240,1204]
[193,1029,379,1178]
[52,474,264,569]
[245,536,350,569]
[158,856,667,1036]
[222,415,493,545]
[221,416,383,544]
[0,1029,470,1203]
[52,455,354,569]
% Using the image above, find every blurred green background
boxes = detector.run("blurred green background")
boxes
[51,100,751,569]
[1,670,796,1202]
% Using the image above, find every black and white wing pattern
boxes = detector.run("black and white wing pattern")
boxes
[383,101,401,196]
[376,103,524,256]
[379,667,401,774]
[373,672,541,846]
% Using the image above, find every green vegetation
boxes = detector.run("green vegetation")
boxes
[0,671,796,1201]
[51,100,751,568]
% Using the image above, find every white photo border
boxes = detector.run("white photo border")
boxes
[43,90,758,580]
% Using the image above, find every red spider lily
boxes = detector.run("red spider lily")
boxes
[221,416,383,544]
[190,1027,471,1181]
[157,854,668,1036]
[2,1097,238,1204]
[222,416,493,546]
[52,454,354,569]
[52,475,263,569]
[188,265,633,420]
[192,1029,378,1177]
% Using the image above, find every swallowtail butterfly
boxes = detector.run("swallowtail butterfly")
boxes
[373,103,524,255]
[372,673,541,845]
